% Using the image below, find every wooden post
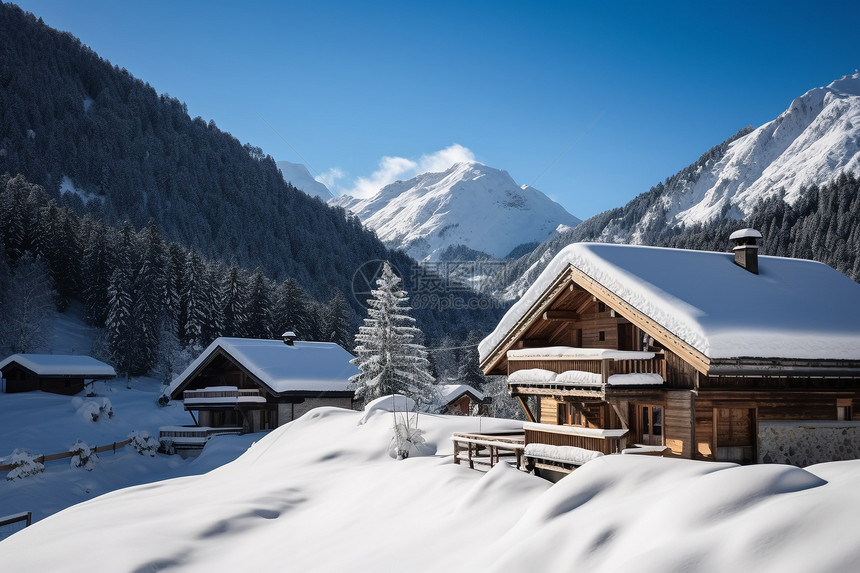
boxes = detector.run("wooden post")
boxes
[515,395,537,423]
[453,439,460,465]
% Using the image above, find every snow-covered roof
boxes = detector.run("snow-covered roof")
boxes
[0,354,116,377]
[436,384,484,403]
[168,338,358,396]
[480,243,860,362]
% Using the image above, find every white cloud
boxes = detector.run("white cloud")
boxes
[348,155,418,199]
[416,143,475,174]
[336,144,477,199]
[315,167,345,190]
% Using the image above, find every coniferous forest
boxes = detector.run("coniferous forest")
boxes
[0,4,503,383]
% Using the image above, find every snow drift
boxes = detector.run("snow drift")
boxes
[3,404,860,572]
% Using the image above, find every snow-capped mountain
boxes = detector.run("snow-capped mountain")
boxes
[277,161,334,200]
[330,162,581,261]
[634,73,860,238]
[490,74,860,301]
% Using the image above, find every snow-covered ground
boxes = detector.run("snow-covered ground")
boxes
[2,403,860,572]
[0,304,259,530]
[0,377,261,530]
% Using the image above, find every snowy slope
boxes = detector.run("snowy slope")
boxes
[331,161,581,261]
[3,403,860,572]
[661,73,860,229]
[276,161,334,199]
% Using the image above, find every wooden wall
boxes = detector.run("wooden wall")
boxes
[664,390,693,458]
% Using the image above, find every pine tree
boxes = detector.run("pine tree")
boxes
[80,218,112,326]
[181,251,208,347]
[221,263,248,337]
[243,268,271,339]
[457,330,487,391]
[350,262,436,407]
[105,267,134,384]
[321,289,352,348]
[271,277,312,339]
[131,221,167,374]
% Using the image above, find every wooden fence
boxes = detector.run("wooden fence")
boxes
[452,432,525,470]
[0,512,32,541]
[0,438,133,472]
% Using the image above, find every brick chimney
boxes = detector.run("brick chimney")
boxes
[282,331,297,346]
[729,228,762,274]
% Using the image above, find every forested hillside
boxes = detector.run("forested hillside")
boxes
[0,174,348,377]
[0,4,501,350]
[0,4,391,303]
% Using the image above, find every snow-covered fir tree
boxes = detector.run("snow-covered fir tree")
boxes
[221,264,248,337]
[349,262,435,407]
[105,266,134,383]
[1,254,56,353]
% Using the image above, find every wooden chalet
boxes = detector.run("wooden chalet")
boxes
[479,231,860,469]
[166,335,358,442]
[0,354,116,395]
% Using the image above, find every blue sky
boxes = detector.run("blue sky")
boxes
[13,0,860,218]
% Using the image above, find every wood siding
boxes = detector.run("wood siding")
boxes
[664,391,693,458]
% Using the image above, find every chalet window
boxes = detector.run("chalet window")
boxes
[598,331,605,342]
[837,399,853,421]
[639,405,663,446]
[598,301,606,313]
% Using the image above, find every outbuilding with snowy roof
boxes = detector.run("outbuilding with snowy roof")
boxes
[480,233,860,470]
[434,384,487,416]
[167,337,359,435]
[0,354,116,395]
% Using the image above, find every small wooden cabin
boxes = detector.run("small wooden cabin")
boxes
[480,233,860,467]
[0,354,116,395]
[167,336,358,435]
[436,384,487,415]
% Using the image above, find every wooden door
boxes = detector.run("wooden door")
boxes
[714,408,756,464]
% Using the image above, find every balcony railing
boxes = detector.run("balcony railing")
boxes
[523,422,628,455]
[507,349,665,397]
[182,386,266,407]
[158,426,244,452]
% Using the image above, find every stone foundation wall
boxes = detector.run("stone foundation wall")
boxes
[758,421,860,466]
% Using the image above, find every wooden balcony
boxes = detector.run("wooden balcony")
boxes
[182,386,266,408]
[507,349,665,399]
[523,422,628,455]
